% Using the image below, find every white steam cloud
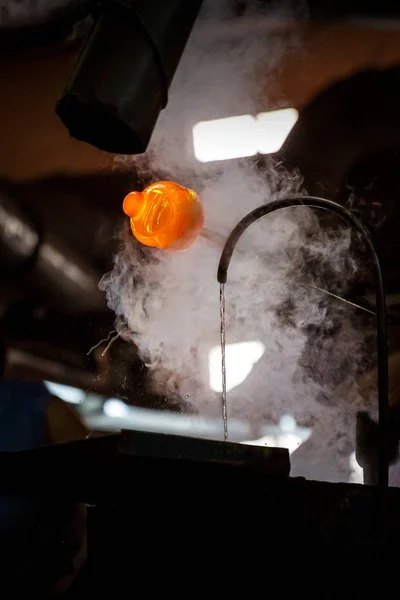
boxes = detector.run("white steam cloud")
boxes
[101,1,379,483]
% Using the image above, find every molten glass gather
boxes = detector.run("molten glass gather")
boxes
[123,181,204,251]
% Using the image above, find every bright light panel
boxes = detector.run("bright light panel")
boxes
[193,108,298,163]
[208,341,265,393]
[256,108,299,154]
[193,115,258,162]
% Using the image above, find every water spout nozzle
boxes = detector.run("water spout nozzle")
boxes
[217,195,389,491]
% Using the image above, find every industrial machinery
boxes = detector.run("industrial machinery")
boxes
[3,2,400,598]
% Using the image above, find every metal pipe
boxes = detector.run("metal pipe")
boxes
[217,195,389,490]
[203,226,400,320]
[5,348,100,391]
[0,196,41,276]
[0,195,105,313]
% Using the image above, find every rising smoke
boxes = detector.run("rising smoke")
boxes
[101,1,378,483]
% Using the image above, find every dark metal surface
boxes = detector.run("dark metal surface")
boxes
[76,478,397,597]
[56,0,204,154]
[356,410,400,485]
[0,430,290,504]
[119,429,290,473]
[2,429,400,596]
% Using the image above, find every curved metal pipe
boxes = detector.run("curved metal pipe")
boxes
[217,195,389,489]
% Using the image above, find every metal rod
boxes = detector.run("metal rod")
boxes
[217,195,389,491]
[308,284,376,316]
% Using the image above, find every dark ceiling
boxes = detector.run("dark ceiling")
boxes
[2,0,400,48]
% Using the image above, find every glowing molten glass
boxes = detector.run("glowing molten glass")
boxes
[123,181,204,251]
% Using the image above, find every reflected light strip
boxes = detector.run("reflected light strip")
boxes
[44,381,85,404]
[349,451,364,484]
[100,399,253,441]
[91,403,312,456]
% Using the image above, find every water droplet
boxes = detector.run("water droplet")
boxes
[185,394,189,399]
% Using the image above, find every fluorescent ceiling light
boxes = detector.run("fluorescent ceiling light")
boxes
[193,108,298,163]
[256,108,298,154]
[193,115,257,162]
[208,341,265,393]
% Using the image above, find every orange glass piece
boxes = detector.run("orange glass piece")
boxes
[122,181,204,251]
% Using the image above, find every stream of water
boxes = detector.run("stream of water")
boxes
[220,283,228,442]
